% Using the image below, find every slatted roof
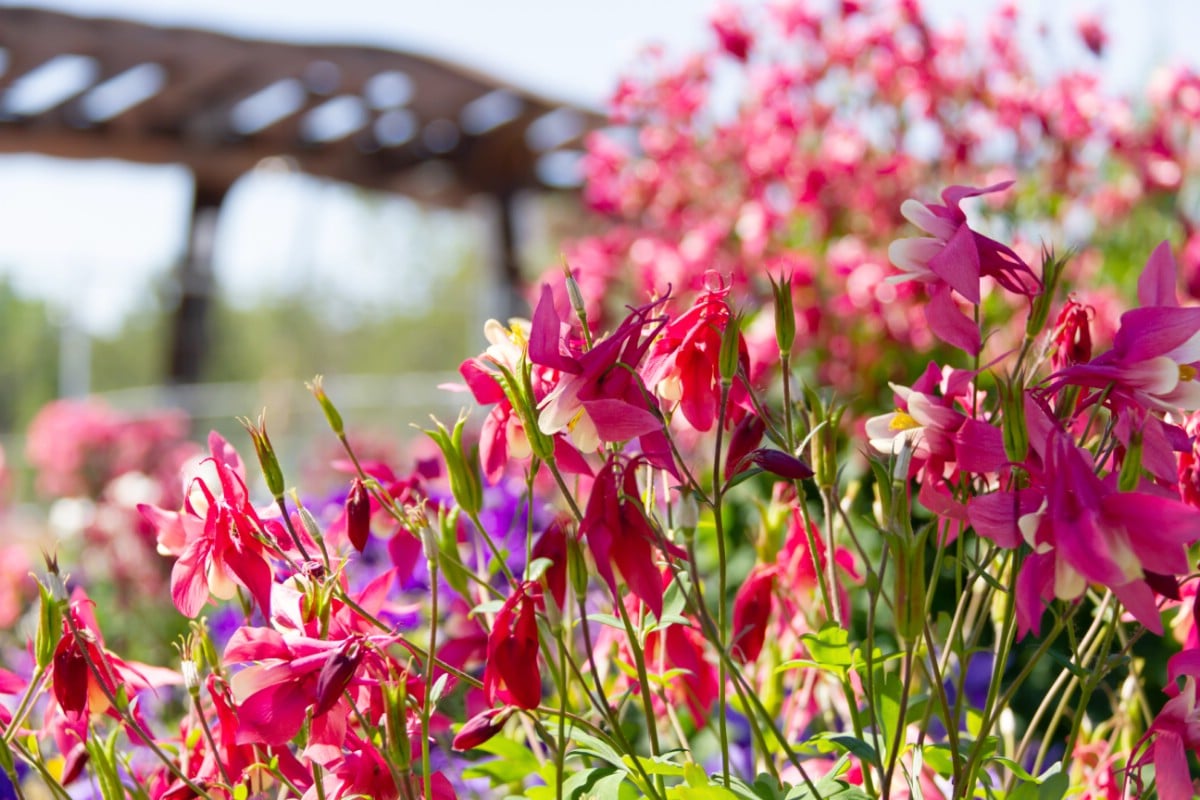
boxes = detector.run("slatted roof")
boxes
[0,7,602,203]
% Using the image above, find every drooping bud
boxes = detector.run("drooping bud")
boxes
[453,707,515,751]
[724,414,766,477]
[52,633,90,715]
[345,478,371,553]
[313,637,365,717]
[241,411,285,500]
[307,375,344,437]
[531,517,570,612]
[743,449,814,481]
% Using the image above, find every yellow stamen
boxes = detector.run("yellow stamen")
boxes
[1180,363,1197,383]
[889,410,921,431]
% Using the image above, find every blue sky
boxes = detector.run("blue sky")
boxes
[0,0,1196,336]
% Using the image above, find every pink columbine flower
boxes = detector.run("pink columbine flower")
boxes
[969,398,1200,636]
[530,284,675,472]
[1130,650,1200,800]
[458,316,592,482]
[865,362,1005,479]
[139,432,274,618]
[888,181,1039,354]
[1055,242,1200,412]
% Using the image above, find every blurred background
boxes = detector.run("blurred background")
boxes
[0,0,1197,461]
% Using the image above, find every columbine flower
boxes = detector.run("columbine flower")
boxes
[1055,242,1200,412]
[529,285,675,472]
[641,276,739,433]
[483,582,542,710]
[139,432,275,618]
[888,181,1039,354]
[1130,650,1200,800]
[731,564,777,663]
[580,456,687,618]
[969,399,1200,636]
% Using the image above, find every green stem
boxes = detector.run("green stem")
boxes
[421,558,439,800]
[712,382,732,788]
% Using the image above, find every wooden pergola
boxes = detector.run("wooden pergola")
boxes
[0,7,602,382]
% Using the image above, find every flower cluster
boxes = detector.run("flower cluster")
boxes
[7,3,1200,799]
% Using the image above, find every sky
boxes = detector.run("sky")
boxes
[1,0,1198,338]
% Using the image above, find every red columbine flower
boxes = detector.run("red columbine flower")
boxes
[140,432,274,618]
[580,456,687,618]
[458,317,592,482]
[731,564,777,663]
[50,589,181,722]
[888,181,1040,354]
[484,582,542,710]
[640,273,739,433]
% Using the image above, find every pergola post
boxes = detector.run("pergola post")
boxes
[167,181,223,386]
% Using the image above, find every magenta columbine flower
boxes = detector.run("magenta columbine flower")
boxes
[888,181,1039,354]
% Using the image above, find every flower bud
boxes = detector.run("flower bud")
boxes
[719,312,744,385]
[769,274,796,355]
[745,449,814,481]
[1118,427,1144,492]
[424,413,483,516]
[345,478,371,553]
[307,375,344,437]
[1026,248,1067,340]
[567,534,590,599]
[453,707,514,751]
[314,637,364,717]
[241,411,285,500]
[724,414,766,477]
[35,578,62,670]
[999,382,1029,466]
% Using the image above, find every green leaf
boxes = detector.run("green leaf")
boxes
[800,622,853,675]
[587,613,627,631]
[564,727,628,771]
[526,557,554,583]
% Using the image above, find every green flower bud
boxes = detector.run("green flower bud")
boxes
[240,411,285,500]
[567,535,590,599]
[424,412,483,516]
[307,375,344,437]
[999,381,1029,465]
[719,312,744,385]
[34,577,62,670]
[1118,428,1144,492]
[769,273,796,355]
